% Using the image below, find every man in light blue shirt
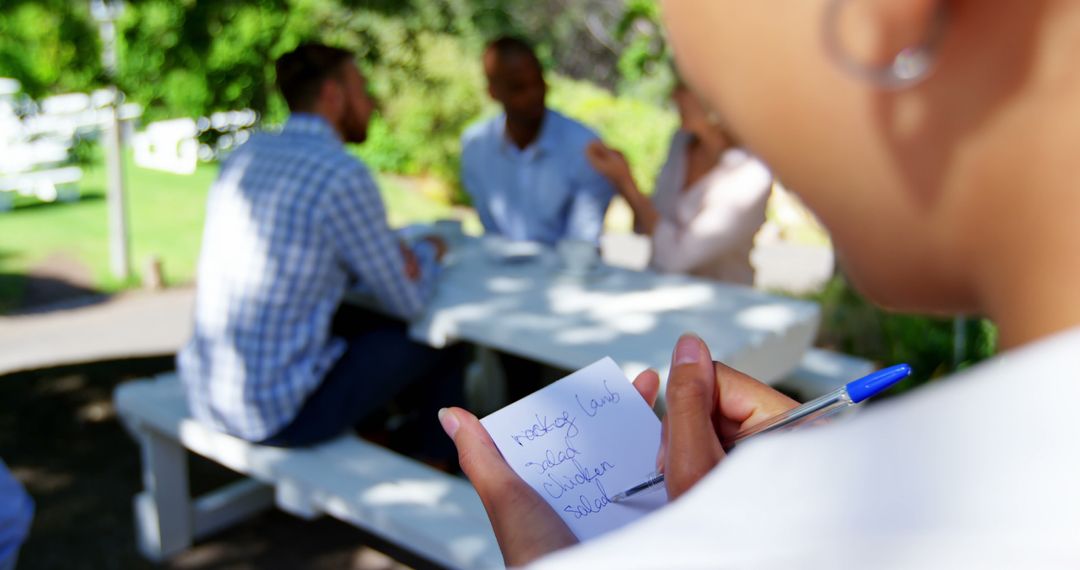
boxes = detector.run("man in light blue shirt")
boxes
[461,37,614,246]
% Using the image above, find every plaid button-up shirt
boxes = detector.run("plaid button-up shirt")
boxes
[178,114,439,441]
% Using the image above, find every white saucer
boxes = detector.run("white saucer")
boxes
[555,264,607,280]
[482,239,544,264]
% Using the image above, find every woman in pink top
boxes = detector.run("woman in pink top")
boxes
[587,82,772,284]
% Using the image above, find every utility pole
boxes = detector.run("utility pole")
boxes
[91,0,131,281]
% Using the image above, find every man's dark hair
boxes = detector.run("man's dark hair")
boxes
[275,43,355,112]
[484,35,542,72]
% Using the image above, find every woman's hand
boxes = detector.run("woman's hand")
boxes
[659,334,798,499]
[439,369,661,567]
[439,333,795,564]
[586,140,661,233]
[585,140,634,189]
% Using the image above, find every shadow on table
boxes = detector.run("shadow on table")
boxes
[435,257,812,383]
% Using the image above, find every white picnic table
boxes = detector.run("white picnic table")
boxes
[360,235,821,388]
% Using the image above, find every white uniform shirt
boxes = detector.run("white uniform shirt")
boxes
[533,327,1080,569]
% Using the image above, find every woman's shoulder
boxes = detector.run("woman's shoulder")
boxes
[694,148,772,206]
[720,147,767,173]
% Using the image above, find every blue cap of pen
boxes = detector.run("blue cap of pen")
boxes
[844,363,912,403]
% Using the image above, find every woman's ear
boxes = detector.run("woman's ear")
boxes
[827,0,944,70]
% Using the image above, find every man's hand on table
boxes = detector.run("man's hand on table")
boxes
[398,241,421,281]
[399,236,449,282]
[437,333,797,565]
[420,235,448,262]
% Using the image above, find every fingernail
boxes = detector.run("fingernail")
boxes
[673,334,702,365]
[438,408,459,439]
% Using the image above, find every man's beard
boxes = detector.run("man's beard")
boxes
[509,107,544,128]
[341,107,368,144]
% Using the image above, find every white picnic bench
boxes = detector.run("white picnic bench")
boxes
[132,109,258,174]
[0,81,144,209]
[0,93,82,208]
[133,118,200,175]
[115,375,504,569]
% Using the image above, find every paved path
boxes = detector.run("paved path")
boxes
[0,287,193,375]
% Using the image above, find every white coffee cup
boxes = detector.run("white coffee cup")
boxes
[557,239,600,275]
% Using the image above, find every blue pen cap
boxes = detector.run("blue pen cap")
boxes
[844,364,912,403]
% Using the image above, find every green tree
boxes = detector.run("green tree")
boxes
[0,2,103,98]
[0,0,676,202]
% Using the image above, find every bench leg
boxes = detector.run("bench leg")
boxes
[464,346,508,416]
[133,428,193,561]
[192,478,274,539]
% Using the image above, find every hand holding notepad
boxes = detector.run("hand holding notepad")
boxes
[438,334,805,565]
[479,357,668,540]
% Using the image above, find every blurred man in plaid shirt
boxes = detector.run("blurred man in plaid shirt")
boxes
[179,44,464,462]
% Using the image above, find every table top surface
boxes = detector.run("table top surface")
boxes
[405,237,821,383]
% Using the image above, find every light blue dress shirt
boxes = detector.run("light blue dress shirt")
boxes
[460,109,614,245]
[178,114,440,441]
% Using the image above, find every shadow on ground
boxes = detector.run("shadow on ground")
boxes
[0,273,105,315]
[0,247,105,315]
[6,192,105,214]
[0,357,431,570]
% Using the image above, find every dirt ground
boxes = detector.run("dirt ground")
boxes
[0,357,437,570]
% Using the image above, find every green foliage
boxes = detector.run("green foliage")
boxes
[548,76,677,196]
[613,0,668,89]
[813,274,998,395]
[0,3,103,98]
[466,0,621,87]
[118,1,295,124]
[68,132,104,168]
[0,0,677,203]
[114,0,493,200]
[357,27,487,186]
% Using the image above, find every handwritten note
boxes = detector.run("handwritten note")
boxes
[480,357,667,540]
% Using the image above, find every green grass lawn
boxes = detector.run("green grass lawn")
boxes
[0,154,465,310]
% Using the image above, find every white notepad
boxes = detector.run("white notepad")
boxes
[480,357,668,540]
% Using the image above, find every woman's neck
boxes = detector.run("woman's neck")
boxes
[688,126,728,158]
[971,134,1080,350]
[979,234,1080,351]
[979,2,1080,350]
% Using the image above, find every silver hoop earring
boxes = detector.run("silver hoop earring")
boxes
[823,0,948,90]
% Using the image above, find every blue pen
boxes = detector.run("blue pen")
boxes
[610,363,912,502]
